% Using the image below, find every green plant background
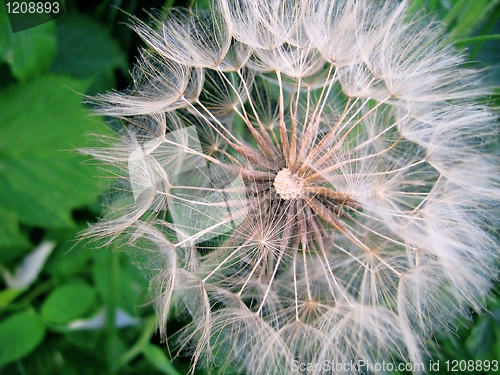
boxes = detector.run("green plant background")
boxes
[0,0,499,374]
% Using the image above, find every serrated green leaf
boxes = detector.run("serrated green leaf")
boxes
[0,5,57,82]
[142,343,181,375]
[0,75,110,227]
[0,308,46,366]
[41,281,96,324]
[50,12,127,94]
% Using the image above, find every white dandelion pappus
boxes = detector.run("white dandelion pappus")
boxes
[83,0,500,373]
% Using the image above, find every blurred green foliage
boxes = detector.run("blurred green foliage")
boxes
[0,1,498,374]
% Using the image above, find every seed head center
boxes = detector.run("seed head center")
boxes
[274,168,304,200]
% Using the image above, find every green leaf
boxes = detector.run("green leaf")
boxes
[41,281,96,324]
[142,343,181,375]
[118,315,156,367]
[0,207,30,252]
[445,0,500,40]
[50,12,127,94]
[0,75,110,228]
[0,308,46,367]
[191,0,210,9]
[92,250,146,316]
[44,232,93,277]
[442,0,469,26]
[0,5,57,82]
[163,0,176,14]
[455,34,500,46]
[466,315,496,360]
[0,287,25,308]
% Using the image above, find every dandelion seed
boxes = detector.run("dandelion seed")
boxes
[84,0,499,374]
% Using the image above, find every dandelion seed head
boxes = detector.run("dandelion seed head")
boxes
[83,0,500,373]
